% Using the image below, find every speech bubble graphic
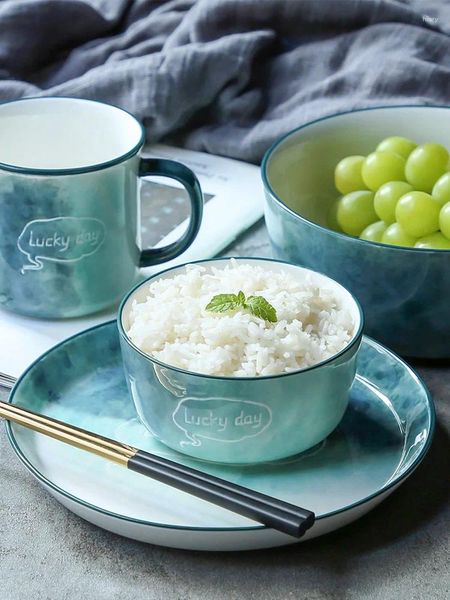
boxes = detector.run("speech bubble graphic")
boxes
[17,216,106,272]
[172,398,272,447]
[154,365,186,397]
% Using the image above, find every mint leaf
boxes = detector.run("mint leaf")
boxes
[237,290,246,305]
[205,293,242,313]
[246,295,277,322]
[206,291,277,322]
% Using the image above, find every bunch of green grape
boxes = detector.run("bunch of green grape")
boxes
[329,136,450,249]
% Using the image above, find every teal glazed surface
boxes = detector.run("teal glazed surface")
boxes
[119,334,360,464]
[118,258,363,465]
[7,321,434,528]
[262,106,450,358]
[0,162,140,318]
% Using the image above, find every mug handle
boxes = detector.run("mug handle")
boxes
[138,158,203,267]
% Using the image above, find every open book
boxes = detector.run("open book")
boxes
[0,145,263,379]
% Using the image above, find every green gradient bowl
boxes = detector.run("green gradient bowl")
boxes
[262,105,450,358]
[118,258,363,464]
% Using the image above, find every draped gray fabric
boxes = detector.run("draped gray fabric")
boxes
[0,0,449,162]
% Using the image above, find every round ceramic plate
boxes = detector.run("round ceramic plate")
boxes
[7,322,434,551]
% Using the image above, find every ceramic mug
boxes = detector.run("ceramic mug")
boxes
[0,97,203,318]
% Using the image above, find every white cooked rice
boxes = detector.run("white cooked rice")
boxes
[126,260,356,377]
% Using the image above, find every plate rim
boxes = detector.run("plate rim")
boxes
[6,320,436,534]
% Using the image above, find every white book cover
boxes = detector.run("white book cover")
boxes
[0,145,264,379]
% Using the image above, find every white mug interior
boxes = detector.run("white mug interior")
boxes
[0,97,143,171]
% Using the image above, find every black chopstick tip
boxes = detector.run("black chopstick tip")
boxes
[296,510,315,538]
[128,450,316,538]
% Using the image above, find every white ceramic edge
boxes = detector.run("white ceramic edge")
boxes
[40,477,402,551]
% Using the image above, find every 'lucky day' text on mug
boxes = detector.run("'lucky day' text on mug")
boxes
[172,398,272,447]
[17,216,106,272]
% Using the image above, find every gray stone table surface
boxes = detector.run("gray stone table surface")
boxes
[1,221,449,600]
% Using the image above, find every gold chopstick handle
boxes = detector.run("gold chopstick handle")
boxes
[0,401,137,466]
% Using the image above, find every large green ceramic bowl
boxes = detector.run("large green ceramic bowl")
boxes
[262,106,450,358]
[118,258,363,464]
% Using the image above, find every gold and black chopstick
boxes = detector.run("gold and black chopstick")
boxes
[0,399,315,538]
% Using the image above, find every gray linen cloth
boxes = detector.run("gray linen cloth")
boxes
[0,0,449,162]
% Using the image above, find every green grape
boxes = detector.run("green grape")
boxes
[360,220,387,242]
[361,151,406,191]
[374,181,413,224]
[376,136,417,159]
[327,199,342,232]
[395,191,440,237]
[334,156,367,194]
[439,202,450,240]
[336,191,377,236]
[405,143,448,192]
[415,232,450,250]
[432,172,450,206]
[381,223,417,248]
